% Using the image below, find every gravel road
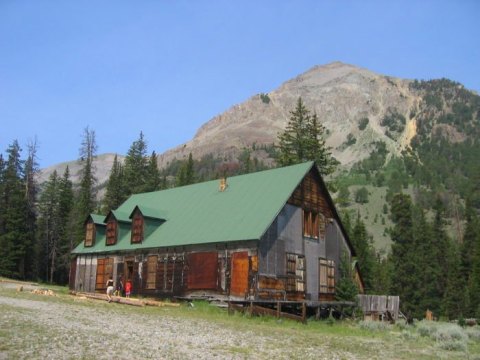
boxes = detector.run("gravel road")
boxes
[0,282,342,360]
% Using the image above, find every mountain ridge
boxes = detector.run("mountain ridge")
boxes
[39,62,479,197]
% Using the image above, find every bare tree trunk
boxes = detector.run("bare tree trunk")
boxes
[50,244,56,284]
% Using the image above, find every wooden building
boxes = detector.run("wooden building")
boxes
[70,162,361,304]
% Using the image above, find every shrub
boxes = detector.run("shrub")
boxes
[434,323,467,342]
[436,339,467,352]
[416,320,438,337]
[260,93,270,104]
[358,117,369,130]
[465,327,480,341]
[358,320,392,332]
[417,321,469,352]
[355,187,369,204]
[395,319,409,331]
[401,329,417,340]
[345,133,356,146]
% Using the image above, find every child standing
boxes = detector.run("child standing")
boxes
[125,280,132,298]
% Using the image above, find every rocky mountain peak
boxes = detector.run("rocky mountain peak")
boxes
[157,62,419,169]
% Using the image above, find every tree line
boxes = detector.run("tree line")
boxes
[0,125,272,283]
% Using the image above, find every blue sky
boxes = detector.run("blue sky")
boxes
[1,1,479,168]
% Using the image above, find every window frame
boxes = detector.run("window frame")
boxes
[131,212,144,244]
[286,253,306,292]
[303,209,319,239]
[106,218,118,246]
[319,258,335,294]
[146,255,157,289]
[85,221,96,247]
[303,209,327,240]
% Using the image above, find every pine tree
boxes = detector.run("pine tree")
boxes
[335,251,359,301]
[305,112,336,175]
[443,241,466,319]
[238,148,253,174]
[389,193,422,320]
[351,214,376,293]
[37,170,60,282]
[72,128,97,246]
[430,200,450,312]
[340,210,353,239]
[277,98,336,176]
[470,237,480,318]
[371,251,393,295]
[176,153,195,186]
[144,151,161,192]
[464,204,480,317]
[56,167,74,283]
[413,206,442,316]
[336,186,351,208]
[23,139,39,279]
[103,154,125,211]
[0,141,29,278]
[123,132,148,195]
[0,154,5,241]
[36,166,75,284]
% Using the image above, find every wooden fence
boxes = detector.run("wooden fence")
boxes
[357,295,400,322]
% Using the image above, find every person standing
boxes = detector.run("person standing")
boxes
[125,280,132,298]
[115,276,124,297]
[106,276,114,303]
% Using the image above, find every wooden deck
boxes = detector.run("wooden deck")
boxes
[227,299,356,323]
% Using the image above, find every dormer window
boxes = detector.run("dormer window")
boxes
[85,221,95,247]
[106,218,118,245]
[131,212,144,243]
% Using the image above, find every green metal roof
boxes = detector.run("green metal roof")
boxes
[130,205,167,220]
[72,162,314,254]
[105,209,131,223]
[89,214,106,226]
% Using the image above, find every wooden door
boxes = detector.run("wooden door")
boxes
[96,258,106,291]
[187,252,218,290]
[230,252,249,297]
[96,258,113,291]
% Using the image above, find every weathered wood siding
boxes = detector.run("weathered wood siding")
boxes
[259,217,282,276]
[72,241,257,299]
[256,168,351,302]
[325,220,350,283]
[288,171,333,219]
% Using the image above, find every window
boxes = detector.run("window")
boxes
[286,253,305,292]
[303,210,319,238]
[85,222,95,247]
[146,255,157,289]
[319,258,335,294]
[318,214,326,240]
[131,213,144,243]
[106,219,117,245]
[303,210,327,240]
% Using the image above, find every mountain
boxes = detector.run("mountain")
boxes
[40,62,478,185]
[157,62,420,169]
[38,153,125,195]
[38,62,480,251]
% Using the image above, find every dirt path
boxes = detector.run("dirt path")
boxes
[0,282,351,360]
